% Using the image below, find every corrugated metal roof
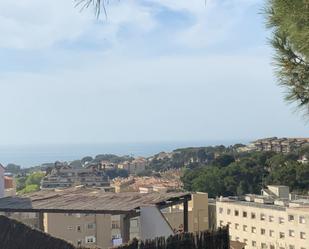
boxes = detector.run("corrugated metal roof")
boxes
[0,187,190,214]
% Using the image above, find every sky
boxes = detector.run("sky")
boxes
[0,0,308,146]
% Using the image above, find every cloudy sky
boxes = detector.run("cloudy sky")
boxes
[0,0,308,146]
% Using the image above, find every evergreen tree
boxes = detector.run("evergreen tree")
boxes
[265,0,309,112]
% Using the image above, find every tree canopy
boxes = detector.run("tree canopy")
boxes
[265,0,309,112]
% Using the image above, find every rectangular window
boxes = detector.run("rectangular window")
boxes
[269,230,274,237]
[227,209,231,215]
[77,225,81,232]
[87,223,95,229]
[243,239,248,244]
[235,223,239,230]
[300,232,306,239]
[261,243,267,249]
[251,212,256,219]
[270,245,275,249]
[289,245,295,249]
[279,232,285,239]
[243,225,247,232]
[234,210,239,216]
[279,217,284,224]
[219,208,223,214]
[251,227,256,234]
[260,213,266,221]
[85,236,96,244]
[289,230,295,237]
[243,211,247,218]
[261,228,266,235]
[288,215,295,221]
[299,216,306,224]
[269,216,274,222]
[252,241,256,247]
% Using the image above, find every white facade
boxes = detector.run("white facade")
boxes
[217,199,309,249]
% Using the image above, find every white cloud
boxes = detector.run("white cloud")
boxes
[0,0,156,50]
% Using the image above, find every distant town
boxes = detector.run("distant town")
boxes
[0,137,308,249]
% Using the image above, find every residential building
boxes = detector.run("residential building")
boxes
[44,213,112,249]
[130,192,209,239]
[4,175,16,197]
[117,157,146,175]
[250,137,309,153]
[41,165,109,189]
[0,164,4,198]
[217,186,309,249]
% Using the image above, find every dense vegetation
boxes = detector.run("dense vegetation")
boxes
[180,148,309,197]
[16,172,45,194]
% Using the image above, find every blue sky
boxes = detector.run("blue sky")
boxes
[0,0,308,146]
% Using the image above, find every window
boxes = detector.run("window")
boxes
[243,239,248,244]
[270,245,275,249]
[243,211,247,218]
[289,230,295,237]
[243,225,247,232]
[219,208,223,214]
[227,222,231,227]
[251,227,256,233]
[300,232,306,239]
[261,243,267,249]
[279,232,285,239]
[131,219,138,228]
[85,236,96,244]
[289,245,295,249]
[87,223,95,229]
[77,225,81,232]
[269,216,274,222]
[251,212,256,219]
[219,221,224,227]
[235,237,240,241]
[227,209,231,215]
[234,210,239,216]
[235,223,239,230]
[288,215,295,221]
[77,240,82,246]
[261,228,266,235]
[252,241,257,247]
[279,217,285,224]
[260,213,266,221]
[299,216,306,224]
[269,230,274,237]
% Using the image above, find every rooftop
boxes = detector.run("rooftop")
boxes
[0,187,190,215]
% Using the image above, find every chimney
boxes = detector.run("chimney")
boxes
[0,164,5,198]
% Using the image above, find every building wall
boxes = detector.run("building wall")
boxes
[216,201,309,249]
[44,213,112,249]
[0,166,5,198]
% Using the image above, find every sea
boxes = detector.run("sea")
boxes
[0,140,249,168]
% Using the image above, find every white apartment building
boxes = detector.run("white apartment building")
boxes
[217,186,309,249]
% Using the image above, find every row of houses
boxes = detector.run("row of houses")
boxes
[247,137,309,154]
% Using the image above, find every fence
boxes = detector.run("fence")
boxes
[114,227,229,249]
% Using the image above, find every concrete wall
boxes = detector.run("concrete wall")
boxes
[44,213,112,249]
[140,206,174,240]
[0,166,5,198]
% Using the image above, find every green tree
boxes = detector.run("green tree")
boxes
[19,184,40,194]
[265,0,309,112]
[25,172,45,186]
